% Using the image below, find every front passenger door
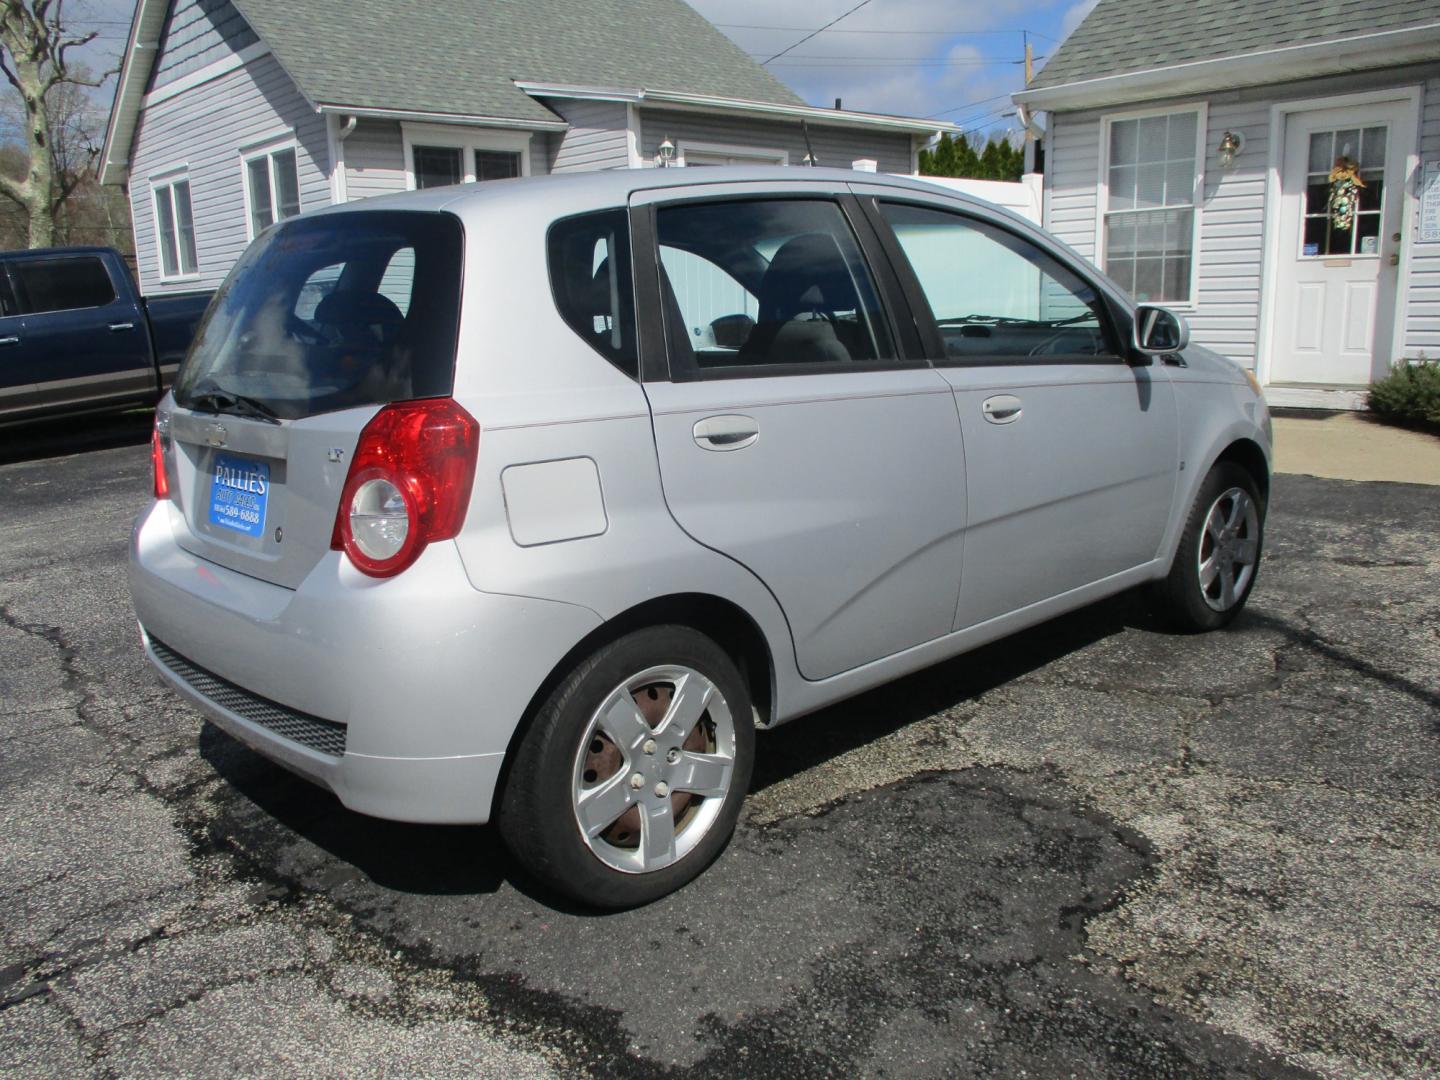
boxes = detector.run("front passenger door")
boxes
[864,195,1179,629]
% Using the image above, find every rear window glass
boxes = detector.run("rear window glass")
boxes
[173,211,463,421]
[10,257,116,314]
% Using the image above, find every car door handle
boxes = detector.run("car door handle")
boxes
[982,395,1023,424]
[0,335,17,346]
[693,414,759,451]
[108,322,136,332]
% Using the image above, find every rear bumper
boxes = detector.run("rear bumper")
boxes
[128,500,601,824]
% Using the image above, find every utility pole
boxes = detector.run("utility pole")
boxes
[1023,30,1034,87]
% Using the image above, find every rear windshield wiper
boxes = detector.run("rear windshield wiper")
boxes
[186,389,281,424]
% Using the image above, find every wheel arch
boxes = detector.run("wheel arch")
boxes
[1213,437,1271,507]
[490,592,777,817]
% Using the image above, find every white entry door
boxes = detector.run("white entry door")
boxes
[1270,101,1409,386]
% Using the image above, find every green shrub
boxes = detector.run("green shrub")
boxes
[1367,359,1440,433]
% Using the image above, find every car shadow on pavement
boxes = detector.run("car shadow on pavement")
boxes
[0,408,153,465]
[197,724,510,898]
[751,587,1159,792]
[193,587,1170,908]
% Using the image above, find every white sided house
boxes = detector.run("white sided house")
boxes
[1016,0,1440,409]
[101,0,954,296]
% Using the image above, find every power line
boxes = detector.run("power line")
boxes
[722,24,1046,36]
[750,53,1034,64]
[760,0,875,65]
[927,92,1015,119]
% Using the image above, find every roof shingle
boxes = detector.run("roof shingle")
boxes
[1030,0,1440,91]
[230,0,805,122]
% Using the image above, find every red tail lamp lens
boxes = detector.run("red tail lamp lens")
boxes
[151,422,169,499]
[331,398,480,578]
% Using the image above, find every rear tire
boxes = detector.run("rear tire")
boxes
[497,625,754,909]
[1151,462,1265,632]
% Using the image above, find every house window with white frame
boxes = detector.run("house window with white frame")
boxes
[404,125,530,190]
[1102,110,1200,305]
[152,175,198,279]
[244,143,301,237]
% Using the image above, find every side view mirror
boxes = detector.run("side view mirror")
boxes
[1132,304,1190,356]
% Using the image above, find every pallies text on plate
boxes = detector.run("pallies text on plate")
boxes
[214,462,268,495]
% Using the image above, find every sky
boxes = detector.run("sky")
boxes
[65,0,1101,141]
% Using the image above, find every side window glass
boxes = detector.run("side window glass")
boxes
[655,198,893,375]
[878,202,1116,363]
[547,208,637,378]
[11,257,117,315]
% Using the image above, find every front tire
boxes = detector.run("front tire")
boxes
[497,625,755,909]
[1152,462,1265,632]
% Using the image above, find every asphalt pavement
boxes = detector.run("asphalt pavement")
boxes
[0,418,1436,1078]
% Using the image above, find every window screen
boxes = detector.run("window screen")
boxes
[10,257,117,314]
[547,209,637,378]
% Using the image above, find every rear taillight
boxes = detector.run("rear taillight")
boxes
[151,420,169,499]
[331,398,480,578]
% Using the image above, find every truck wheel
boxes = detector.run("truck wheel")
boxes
[498,625,754,908]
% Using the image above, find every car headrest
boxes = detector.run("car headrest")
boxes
[755,233,857,323]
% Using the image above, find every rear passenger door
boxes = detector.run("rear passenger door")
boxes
[632,183,967,682]
[8,254,154,413]
[857,190,1178,629]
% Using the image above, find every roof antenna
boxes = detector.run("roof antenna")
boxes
[801,120,819,166]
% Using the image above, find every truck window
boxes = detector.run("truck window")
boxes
[10,257,117,314]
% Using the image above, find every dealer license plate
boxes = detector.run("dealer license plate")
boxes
[208,453,270,538]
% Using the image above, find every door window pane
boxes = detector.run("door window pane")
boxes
[474,150,520,181]
[11,257,116,314]
[1300,124,1387,257]
[879,201,1113,363]
[655,199,892,374]
[1104,110,1199,303]
[414,145,463,189]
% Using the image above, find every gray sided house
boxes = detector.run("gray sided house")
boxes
[102,0,949,296]
[1016,0,1440,409]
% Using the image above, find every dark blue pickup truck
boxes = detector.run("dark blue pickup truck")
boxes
[0,246,212,425]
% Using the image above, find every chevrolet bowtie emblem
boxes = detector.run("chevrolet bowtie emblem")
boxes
[205,422,227,447]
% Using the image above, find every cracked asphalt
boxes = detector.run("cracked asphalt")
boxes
[1,412,1437,1078]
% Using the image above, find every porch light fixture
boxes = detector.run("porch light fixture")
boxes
[1217,130,1244,168]
[657,137,676,167]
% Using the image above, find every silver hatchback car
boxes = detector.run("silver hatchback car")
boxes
[131,167,1271,907]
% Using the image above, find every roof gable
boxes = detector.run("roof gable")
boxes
[1030,0,1440,91]
[230,0,804,122]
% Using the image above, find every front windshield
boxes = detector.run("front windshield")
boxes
[173,211,463,421]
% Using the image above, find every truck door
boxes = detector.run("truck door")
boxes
[8,253,154,414]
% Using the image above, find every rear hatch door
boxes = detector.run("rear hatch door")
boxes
[160,209,464,589]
